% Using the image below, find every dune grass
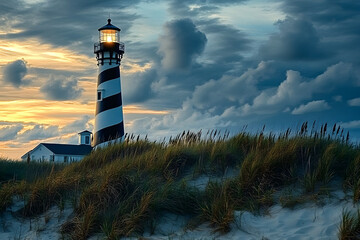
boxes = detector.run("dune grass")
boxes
[0,160,64,212]
[0,159,64,182]
[338,209,360,240]
[0,122,359,239]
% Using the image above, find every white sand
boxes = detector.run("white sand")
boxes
[125,190,359,240]
[133,202,358,240]
[0,198,73,240]
[1,190,359,239]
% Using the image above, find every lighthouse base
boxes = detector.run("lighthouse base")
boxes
[93,136,124,150]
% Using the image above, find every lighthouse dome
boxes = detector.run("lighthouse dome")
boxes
[98,19,120,43]
[98,19,120,31]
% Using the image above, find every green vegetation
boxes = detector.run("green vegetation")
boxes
[0,122,359,239]
[0,160,64,182]
[338,209,360,240]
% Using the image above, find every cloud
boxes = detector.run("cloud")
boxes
[340,120,360,129]
[199,18,252,64]
[126,99,232,138]
[0,0,139,56]
[138,59,358,137]
[61,115,93,134]
[16,125,59,143]
[123,69,157,103]
[333,95,343,102]
[168,0,247,17]
[278,0,360,64]
[40,76,83,100]
[2,59,28,87]
[279,0,360,26]
[239,62,357,116]
[137,16,253,109]
[0,125,23,141]
[158,18,207,70]
[291,100,330,115]
[191,61,273,113]
[151,18,252,94]
[348,98,360,107]
[259,17,325,61]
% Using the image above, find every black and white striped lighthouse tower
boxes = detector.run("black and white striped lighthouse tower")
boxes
[93,19,125,147]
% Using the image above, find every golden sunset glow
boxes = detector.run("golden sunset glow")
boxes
[124,105,169,115]
[0,39,94,70]
[0,100,93,126]
[0,99,168,126]
[122,60,152,74]
[0,33,166,160]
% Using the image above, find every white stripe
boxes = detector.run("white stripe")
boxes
[94,136,125,149]
[99,62,120,72]
[97,77,122,98]
[94,106,123,133]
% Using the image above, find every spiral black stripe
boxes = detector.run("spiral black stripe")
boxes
[93,121,124,146]
[97,66,120,86]
[96,92,122,115]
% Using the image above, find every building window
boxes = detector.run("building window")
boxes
[64,156,68,163]
[50,155,55,162]
[85,136,90,145]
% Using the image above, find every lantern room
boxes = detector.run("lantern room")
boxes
[98,19,120,43]
[94,19,125,65]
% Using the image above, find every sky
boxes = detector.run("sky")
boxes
[0,0,359,159]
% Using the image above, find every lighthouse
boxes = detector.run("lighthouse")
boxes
[93,19,125,147]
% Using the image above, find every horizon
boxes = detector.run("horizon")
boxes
[0,0,359,159]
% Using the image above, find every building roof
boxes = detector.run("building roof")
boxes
[42,143,93,155]
[78,130,92,135]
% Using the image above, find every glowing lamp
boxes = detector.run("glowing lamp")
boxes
[98,19,120,43]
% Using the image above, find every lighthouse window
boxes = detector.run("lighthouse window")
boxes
[97,91,102,101]
[100,30,119,43]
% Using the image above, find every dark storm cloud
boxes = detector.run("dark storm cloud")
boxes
[276,0,360,64]
[158,18,207,70]
[0,0,139,56]
[259,17,326,61]
[0,125,23,141]
[168,0,247,17]
[168,1,218,17]
[129,16,253,110]
[279,0,360,25]
[130,59,359,138]
[199,18,252,64]
[2,59,28,87]
[191,61,275,113]
[40,76,83,101]
[237,62,358,116]
[123,69,157,103]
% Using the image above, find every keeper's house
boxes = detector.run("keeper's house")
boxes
[21,131,93,163]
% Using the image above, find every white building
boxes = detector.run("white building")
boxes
[21,131,93,163]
